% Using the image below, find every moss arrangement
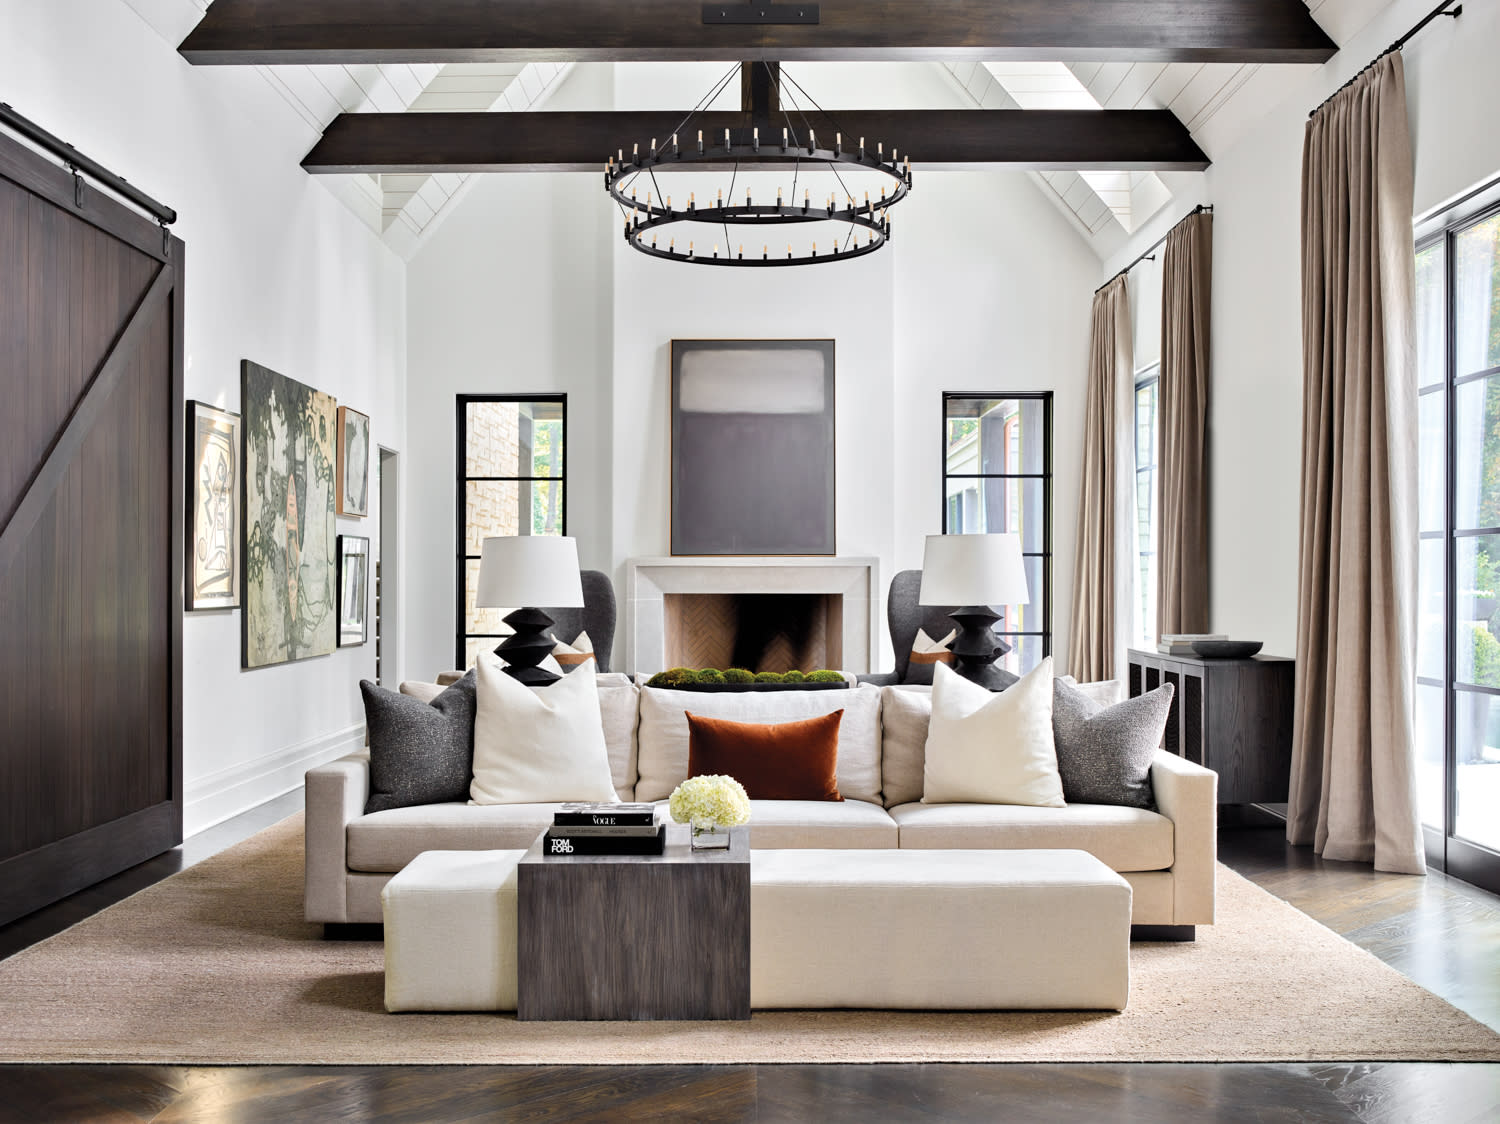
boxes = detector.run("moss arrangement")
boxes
[647,667,846,687]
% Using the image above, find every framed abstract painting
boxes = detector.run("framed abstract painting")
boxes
[337,406,370,518]
[670,339,836,556]
[240,360,338,668]
[337,535,370,647]
[186,401,241,610]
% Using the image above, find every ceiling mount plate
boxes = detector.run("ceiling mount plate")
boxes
[702,4,819,25]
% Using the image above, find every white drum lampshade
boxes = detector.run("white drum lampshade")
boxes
[476,535,585,609]
[918,533,1030,608]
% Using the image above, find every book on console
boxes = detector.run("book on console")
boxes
[547,822,662,837]
[543,825,667,857]
[1158,633,1228,655]
[553,802,658,827]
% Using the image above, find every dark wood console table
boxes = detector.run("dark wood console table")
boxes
[1126,649,1295,805]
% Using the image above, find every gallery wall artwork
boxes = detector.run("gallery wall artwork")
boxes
[241,360,338,668]
[186,401,241,610]
[337,535,369,647]
[337,406,370,518]
[671,339,836,556]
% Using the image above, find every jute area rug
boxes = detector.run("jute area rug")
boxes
[0,814,1496,1065]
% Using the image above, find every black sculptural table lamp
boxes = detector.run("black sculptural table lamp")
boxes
[918,533,1030,687]
[476,535,585,686]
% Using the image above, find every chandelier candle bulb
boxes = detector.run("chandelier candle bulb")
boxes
[697,129,704,154]
[763,244,768,259]
[809,129,816,153]
[713,244,718,258]
[688,241,694,258]
[753,126,760,151]
[738,244,743,259]
[859,137,866,158]
[723,128,730,149]
[672,134,679,156]
[835,132,842,155]
[631,142,638,163]
[782,127,789,151]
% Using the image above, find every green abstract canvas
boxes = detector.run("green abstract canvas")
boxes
[241,360,338,668]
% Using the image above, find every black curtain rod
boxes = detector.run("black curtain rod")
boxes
[1309,0,1462,119]
[0,102,177,225]
[1094,203,1212,295]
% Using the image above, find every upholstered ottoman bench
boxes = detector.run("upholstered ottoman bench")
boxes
[750,848,1133,1011]
[382,849,524,1012]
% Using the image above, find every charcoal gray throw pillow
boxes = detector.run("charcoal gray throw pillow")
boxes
[362,671,476,814]
[1052,679,1174,809]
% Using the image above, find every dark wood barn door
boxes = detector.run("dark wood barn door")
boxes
[0,129,184,926]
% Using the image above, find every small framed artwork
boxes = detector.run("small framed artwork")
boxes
[337,535,370,647]
[337,406,371,517]
[186,400,241,610]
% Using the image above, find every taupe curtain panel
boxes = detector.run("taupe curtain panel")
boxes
[1290,52,1424,874]
[1068,275,1132,682]
[1157,210,1213,639]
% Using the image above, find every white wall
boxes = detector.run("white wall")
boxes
[1100,0,1500,660]
[2,0,408,833]
[404,62,1101,677]
[405,171,615,680]
[893,172,1100,672]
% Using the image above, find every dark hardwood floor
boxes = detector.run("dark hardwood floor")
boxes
[0,798,1496,1123]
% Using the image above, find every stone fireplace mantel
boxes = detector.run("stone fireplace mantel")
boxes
[624,556,880,676]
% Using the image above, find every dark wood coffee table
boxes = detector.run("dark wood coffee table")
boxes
[516,825,750,1020]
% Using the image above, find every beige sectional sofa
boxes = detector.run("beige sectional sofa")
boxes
[306,676,1218,929]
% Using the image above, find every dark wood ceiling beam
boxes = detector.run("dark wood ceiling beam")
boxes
[301,110,1209,174]
[181,1,1336,65]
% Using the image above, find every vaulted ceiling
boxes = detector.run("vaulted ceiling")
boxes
[162,0,1370,260]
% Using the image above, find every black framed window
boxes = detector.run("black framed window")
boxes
[1415,178,1500,894]
[941,393,1052,673]
[455,395,567,669]
[1134,365,1161,648]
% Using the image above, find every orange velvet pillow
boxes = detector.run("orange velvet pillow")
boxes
[685,710,845,802]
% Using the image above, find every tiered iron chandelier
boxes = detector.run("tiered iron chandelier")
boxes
[604,63,913,267]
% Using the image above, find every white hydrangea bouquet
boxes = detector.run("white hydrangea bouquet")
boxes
[668,774,751,850]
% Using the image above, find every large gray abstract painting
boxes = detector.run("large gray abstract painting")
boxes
[241,360,338,668]
[671,340,835,556]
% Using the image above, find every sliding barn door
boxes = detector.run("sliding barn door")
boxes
[0,130,184,926]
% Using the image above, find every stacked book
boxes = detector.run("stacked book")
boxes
[543,802,666,857]
[1158,633,1226,656]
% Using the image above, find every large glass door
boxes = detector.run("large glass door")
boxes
[1416,188,1500,894]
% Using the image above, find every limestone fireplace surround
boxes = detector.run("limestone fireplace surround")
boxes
[624,557,880,676]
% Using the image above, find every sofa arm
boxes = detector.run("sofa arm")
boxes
[305,751,370,923]
[857,671,900,687]
[1150,750,1218,925]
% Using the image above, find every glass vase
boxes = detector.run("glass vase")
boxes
[691,824,731,850]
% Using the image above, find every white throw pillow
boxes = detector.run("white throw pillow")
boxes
[471,654,619,805]
[921,658,1064,807]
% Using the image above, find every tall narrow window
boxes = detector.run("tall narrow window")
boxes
[1415,181,1500,894]
[1134,365,1161,648]
[941,393,1053,672]
[456,395,567,669]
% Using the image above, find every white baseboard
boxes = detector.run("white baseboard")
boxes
[184,724,365,837]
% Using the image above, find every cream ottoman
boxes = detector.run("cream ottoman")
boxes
[381,849,524,1012]
[750,848,1132,1011]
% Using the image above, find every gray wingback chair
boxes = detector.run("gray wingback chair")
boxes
[857,569,1015,689]
[545,568,617,673]
[438,569,617,683]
